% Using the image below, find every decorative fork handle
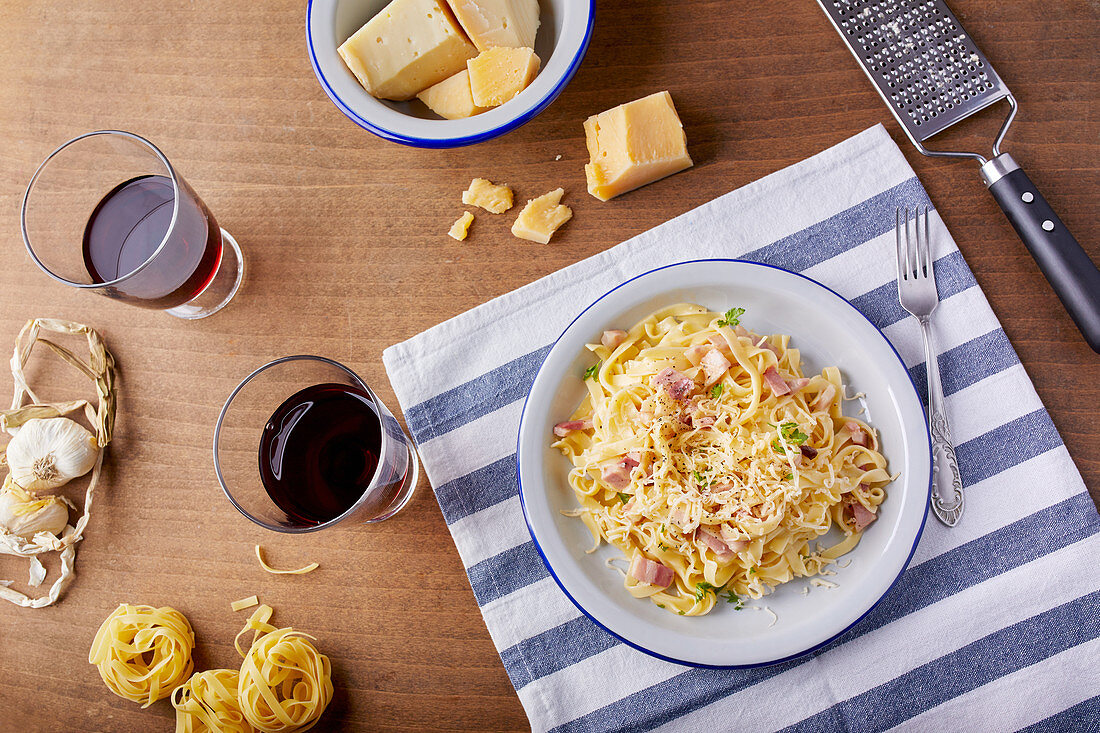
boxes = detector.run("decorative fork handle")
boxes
[919,316,964,526]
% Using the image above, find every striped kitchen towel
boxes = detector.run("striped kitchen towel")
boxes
[382,124,1100,732]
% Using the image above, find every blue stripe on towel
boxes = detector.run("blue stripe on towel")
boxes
[467,540,548,606]
[1019,695,1100,733]
[434,454,518,525]
[738,178,930,272]
[850,250,977,332]
[508,491,1100,693]
[781,592,1100,733]
[908,328,1020,406]
[404,344,552,444]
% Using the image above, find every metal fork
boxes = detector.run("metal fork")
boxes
[896,206,964,526]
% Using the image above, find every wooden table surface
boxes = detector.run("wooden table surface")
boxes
[0,0,1096,730]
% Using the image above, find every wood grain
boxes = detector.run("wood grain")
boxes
[0,0,1096,730]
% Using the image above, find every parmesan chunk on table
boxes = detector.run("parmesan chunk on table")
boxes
[462,177,513,213]
[445,0,540,51]
[338,0,477,101]
[511,188,572,244]
[417,69,489,119]
[584,91,694,201]
[449,211,475,240]
[467,46,540,107]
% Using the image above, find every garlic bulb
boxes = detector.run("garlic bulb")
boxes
[5,417,100,490]
[0,478,69,538]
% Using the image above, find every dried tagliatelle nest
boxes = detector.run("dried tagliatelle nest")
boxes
[0,318,116,608]
[89,603,196,707]
[235,605,334,732]
[173,668,254,733]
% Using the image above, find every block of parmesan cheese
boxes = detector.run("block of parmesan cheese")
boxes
[511,188,572,244]
[445,0,540,52]
[417,70,489,119]
[467,46,540,107]
[462,178,513,213]
[448,211,474,240]
[338,0,477,101]
[583,91,694,201]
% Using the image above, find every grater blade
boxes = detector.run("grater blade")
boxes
[817,0,1011,148]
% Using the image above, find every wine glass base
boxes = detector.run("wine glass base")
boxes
[364,442,421,524]
[166,228,244,320]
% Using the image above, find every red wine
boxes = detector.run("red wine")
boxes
[258,383,385,525]
[82,174,222,309]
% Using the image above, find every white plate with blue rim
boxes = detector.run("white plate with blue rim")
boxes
[516,259,932,668]
[306,0,595,147]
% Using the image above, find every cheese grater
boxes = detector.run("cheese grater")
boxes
[817,0,1100,352]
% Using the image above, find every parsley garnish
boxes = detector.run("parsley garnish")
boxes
[784,473,793,481]
[656,604,665,609]
[749,566,757,574]
[582,362,601,380]
[693,470,707,484]
[657,543,668,551]
[616,492,631,505]
[710,383,724,399]
[717,307,746,327]
[694,582,719,601]
[678,610,685,615]
[721,591,745,609]
[780,422,808,445]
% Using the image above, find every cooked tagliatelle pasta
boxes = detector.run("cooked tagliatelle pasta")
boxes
[552,304,893,616]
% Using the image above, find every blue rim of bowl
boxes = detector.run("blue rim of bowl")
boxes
[306,0,596,148]
[515,258,933,669]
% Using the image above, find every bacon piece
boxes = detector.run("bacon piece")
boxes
[755,336,781,357]
[601,329,627,351]
[846,421,870,447]
[696,527,735,560]
[684,344,711,366]
[653,367,695,402]
[846,501,878,531]
[810,384,836,411]
[706,334,734,358]
[695,415,716,428]
[553,417,592,437]
[600,454,639,489]
[763,366,791,396]
[718,524,750,552]
[629,555,674,588]
[786,377,810,393]
[700,348,732,387]
[800,445,818,459]
[733,325,751,339]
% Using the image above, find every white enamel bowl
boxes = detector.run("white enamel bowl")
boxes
[307,0,594,147]
[517,259,932,668]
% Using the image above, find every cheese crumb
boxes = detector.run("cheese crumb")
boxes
[511,187,572,244]
[462,177,514,213]
[448,211,475,241]
[231,595,260,612]
[554,154,562,161]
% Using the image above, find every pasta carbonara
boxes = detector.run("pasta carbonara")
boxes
[551,304,892,616]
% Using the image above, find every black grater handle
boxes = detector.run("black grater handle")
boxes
[983,155,1100,353]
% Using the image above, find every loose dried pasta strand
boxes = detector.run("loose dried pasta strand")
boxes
[232,595,260,612]
[255,545,319,575]
[88,603,195,708]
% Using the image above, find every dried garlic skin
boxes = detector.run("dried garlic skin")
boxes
[5,417,99,490]
[0,476,68,538]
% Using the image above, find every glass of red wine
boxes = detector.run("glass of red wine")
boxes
[21,130,243,319]
[213,355,420,531]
